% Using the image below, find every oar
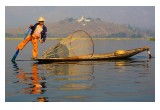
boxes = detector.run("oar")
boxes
[11,27,31,61]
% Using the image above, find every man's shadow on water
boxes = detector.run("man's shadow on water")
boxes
[11,61,48,102]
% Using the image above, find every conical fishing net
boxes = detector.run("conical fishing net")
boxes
[41,30,94,58]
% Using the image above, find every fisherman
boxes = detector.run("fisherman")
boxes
[16,17,47,59]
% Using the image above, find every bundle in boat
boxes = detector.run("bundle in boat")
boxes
[41,30,94,59]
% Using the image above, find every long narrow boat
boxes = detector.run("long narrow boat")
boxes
[36,46,151,62]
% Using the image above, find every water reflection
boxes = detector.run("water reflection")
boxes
[40,61,95,90]
[114,59,150,68]
[12,61,46,95]
[37,97,49,102]
[11,58,152,101]
[11,61,95,101]
[114,59,150,76]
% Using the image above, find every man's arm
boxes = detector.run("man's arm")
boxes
[41,26,47,43]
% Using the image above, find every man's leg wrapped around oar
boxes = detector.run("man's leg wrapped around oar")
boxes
[16,35,39,59]
[11,28,31,61]
[16,35,32,50]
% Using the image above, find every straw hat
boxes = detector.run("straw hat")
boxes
[38,17,45,22]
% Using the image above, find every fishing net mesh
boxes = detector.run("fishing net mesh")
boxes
[41,30,94,58]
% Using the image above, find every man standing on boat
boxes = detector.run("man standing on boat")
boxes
[16,17,47,59]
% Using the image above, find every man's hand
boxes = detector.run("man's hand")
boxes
[40,40,45,44]
[30,24,33,28]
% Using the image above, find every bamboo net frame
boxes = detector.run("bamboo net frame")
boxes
[41,30,94,58]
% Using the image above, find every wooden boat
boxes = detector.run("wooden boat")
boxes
[35,46,151,62]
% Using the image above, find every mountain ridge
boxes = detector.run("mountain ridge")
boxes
[5,18,155,38]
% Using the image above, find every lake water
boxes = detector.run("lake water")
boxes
[5,39,155,102]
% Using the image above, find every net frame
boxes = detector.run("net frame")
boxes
[41,30,94,58]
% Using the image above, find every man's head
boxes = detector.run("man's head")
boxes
[38,17,45,25]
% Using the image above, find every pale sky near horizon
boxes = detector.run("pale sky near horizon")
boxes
[5,6,155,30]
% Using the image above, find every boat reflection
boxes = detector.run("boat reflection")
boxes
[40,61,95,90]
[115,59,150,74]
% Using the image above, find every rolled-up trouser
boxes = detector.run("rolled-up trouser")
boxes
[16,35,39,58]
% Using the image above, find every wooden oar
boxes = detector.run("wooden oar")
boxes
[11,28,31,61]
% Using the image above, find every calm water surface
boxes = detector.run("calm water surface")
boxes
[5,39,155,102]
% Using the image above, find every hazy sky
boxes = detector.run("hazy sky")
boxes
[5,6,155,29]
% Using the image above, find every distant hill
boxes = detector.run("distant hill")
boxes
[5,17,155,38]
